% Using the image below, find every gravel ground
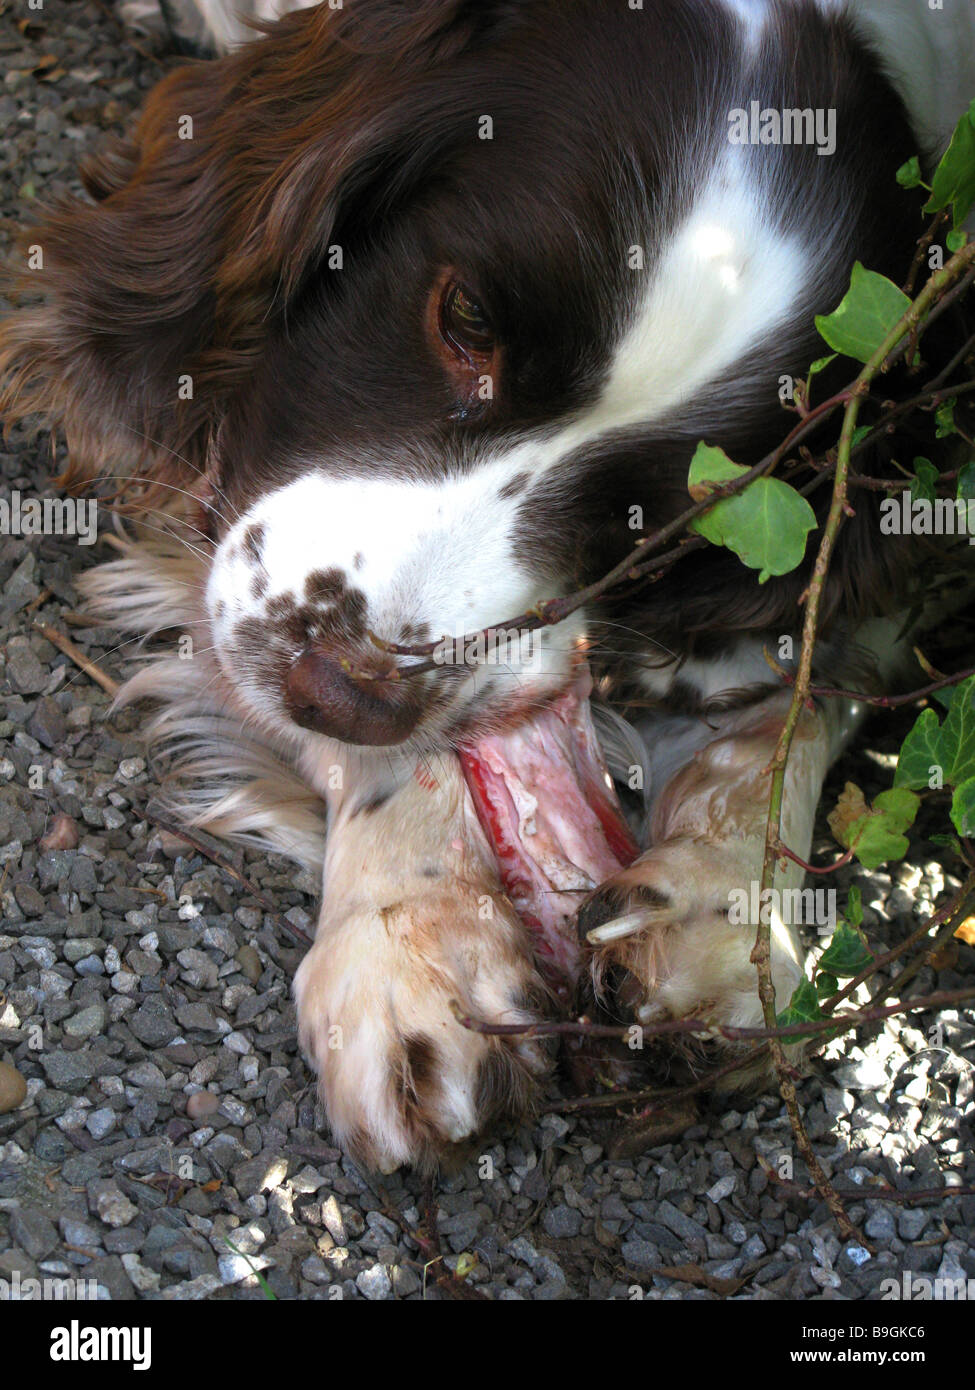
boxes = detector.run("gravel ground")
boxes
[0,1,973,1303]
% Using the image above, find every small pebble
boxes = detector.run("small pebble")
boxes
[236,945,263,983]
[39,813,80,851]
[186,1091,220,1121]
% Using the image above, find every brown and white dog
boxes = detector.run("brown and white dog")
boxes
[2,0,974,1171]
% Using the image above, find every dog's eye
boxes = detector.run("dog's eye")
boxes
[440,282,495,356]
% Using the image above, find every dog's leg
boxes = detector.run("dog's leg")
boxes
[581,689,852,1041]
[293,750,551,1173]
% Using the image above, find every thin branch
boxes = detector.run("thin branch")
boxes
[902,210,950,297]
[760,1162,975,1208]
[452,986,975,1045]
[803,665,975,709]
[773,841,855,875]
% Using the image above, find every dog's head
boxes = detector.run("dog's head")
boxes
[1,0,934,749]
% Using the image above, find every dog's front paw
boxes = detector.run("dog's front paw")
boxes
[294,881,551,1173]
[578,838,804,1042]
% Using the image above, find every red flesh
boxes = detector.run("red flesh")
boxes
[459,664,638,1001]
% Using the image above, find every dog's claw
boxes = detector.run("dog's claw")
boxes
[585,907,673,945]
[581,837,804,1047]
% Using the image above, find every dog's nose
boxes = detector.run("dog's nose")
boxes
[283,648,420,745]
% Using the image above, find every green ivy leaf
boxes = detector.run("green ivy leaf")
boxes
[951,777,975,838]
[815,262,911,364]
[875,787,921,830]
[816,971,839,1002]
[911,457,939,502]
[935,398,958,439]
[895,677,975,797]
[896,155,924,189]
[929,831,964,856]
[939,677,975,784]
[894,706,944,789]
[687,443,817,584]
[819,920,875,977]
[958,459,975,502]
[805,352,838,397]
[844,884,863,930]
[776,978,822,1046]
[946,229,969,253]
[851,424,874,450]
[923,99,975,229]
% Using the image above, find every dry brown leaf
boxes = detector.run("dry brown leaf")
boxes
[651,1262,747,1295]
[954,915,975,947]
[593,1218,618,1250]
[608,1098,700,1158]
[929,940,959,971]
[827,781,869,845]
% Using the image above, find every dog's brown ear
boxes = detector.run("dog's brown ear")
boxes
[0,0,514,504]
[0,51,243,502]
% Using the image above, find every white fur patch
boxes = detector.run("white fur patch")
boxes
[718,0,770,51]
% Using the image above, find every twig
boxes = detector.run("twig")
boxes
[24,587,52,615]
[903,210,950,297]
[773,842,855,875]
[761,1163,975,1208]
[414,1179,487,1300]
[453,986,975,1045]
[371,251,974,681]
[803,665,975,709]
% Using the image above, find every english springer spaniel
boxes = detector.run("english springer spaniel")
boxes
[3,0,974,1172]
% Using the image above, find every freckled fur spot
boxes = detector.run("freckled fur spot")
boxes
[242,521,266,566]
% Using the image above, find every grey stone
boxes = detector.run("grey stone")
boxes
[64,1003,108,1039]
[128,1004,178,1047]
[232,1153,288,1199]
[620,1239,660,1270]
[655,1199,707,1247]
[58,1214,104,1250]
[541,1205,582,1240]
[9,1207,58,1261]
[86,1108,116,1140]
[28,697,66,749]
[13,883,45,918]
[6,639,47,694]
[68,857,98,896]
[84,1255,136,1301]
[356,1263,393,1300]
[864,1207,897,1243]
[90,1181,138,1228]
[897,1209,930,1242]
